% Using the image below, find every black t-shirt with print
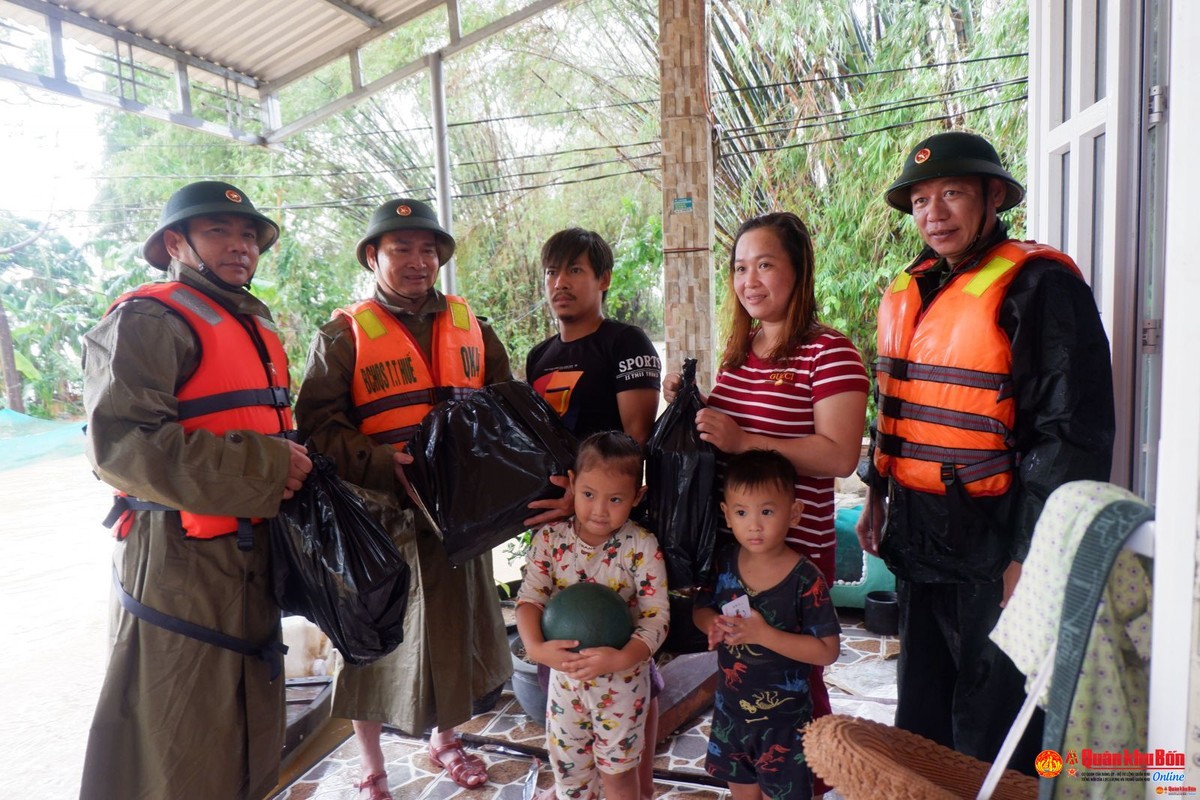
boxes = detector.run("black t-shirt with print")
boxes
[525,319,661,438]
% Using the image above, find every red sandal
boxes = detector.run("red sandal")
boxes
[428,738,489,789]
[355,771,393,800]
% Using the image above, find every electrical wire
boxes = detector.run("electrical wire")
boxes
[81,142,663,182]
[717,52,1027,95]
[718,78,1027,138]
[95,53,1026,148]
[18,91,1026,221]
[721,95,1028,157]
[452,165,660,200]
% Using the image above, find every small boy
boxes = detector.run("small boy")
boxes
[694,449,841,800]
[516,431,669,800]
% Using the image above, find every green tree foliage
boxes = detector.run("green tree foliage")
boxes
[0,212,93,416]
[705,0,1029,374]
[13,0,1028,418]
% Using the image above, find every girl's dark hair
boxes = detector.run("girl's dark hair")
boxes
[723,449,797,496]
[720,212,829,371]
[540,228,614,278]
[574,430,643,483]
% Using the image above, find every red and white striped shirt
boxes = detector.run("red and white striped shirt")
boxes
[708,330,868,582]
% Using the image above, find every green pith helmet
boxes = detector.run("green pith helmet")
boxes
[355,198,456,268]
[142,181,280,269]
[885,131,1025,214]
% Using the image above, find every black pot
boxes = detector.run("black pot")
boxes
[864,590,899,636]
[508,633,547,724]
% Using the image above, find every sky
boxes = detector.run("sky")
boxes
[0,82,102,245]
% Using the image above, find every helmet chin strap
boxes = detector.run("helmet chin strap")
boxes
[181,229,251,291]
[950,176,994,267]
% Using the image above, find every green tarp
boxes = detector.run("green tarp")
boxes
[0,408,84,470]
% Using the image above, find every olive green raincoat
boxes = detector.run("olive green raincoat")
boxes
[79,264,295,800]
[295,288,512,734]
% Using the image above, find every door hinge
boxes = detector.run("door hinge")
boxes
[1149,85,1167,125]
[1141,318,1162,353]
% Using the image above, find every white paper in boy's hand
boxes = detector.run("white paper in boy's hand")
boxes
[721,594,751,618]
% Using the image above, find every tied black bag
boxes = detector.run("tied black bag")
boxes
[645,358,719,652]
[404,380,577,565]
[645,358,719,589]
[270,454,410,667]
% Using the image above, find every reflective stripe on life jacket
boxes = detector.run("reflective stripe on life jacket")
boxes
[104,282,294,540]
[873,240,1082,496]
[336,296,485,448]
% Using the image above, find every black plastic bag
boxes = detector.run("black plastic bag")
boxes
[404,381,577,565]
[645,358,719,592]
[270,454,410,667]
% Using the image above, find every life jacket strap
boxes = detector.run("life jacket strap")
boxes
[943,451,1019,485]
[101,431,295,541]
[877,394,1013,440]
[236,517,254,552]
[102,495,176,529]
[876,356,1013,399]
[370,425,421,446]
[874,430,1017,485]
[354,386,472,421]
[177,386,291,420]
[102,496,254,549]
[112,566,287,680]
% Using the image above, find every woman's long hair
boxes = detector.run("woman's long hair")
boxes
[719,212,826,372]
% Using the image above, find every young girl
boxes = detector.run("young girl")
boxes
[516,431,669,800]
[695,449,841,800]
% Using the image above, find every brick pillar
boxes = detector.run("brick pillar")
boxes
[659,0,715,387]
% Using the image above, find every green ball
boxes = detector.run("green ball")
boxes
[541,582,634,651]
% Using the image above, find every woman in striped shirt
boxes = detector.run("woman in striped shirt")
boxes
[665,211,868,754]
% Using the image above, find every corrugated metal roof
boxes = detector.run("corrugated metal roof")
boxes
[1,0,563,141]
[17,0,438,86]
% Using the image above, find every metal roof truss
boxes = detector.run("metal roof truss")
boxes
[0,0,566,145]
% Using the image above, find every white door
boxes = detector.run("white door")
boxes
[1031,0,1200,775]
[1027,0,1146,493]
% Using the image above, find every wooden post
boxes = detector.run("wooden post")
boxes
[659,0,715,386]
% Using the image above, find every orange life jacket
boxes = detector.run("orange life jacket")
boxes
[873,240,1082,496]
[336,296,485,448]
[104,282,294,541]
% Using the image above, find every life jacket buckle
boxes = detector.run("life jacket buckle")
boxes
[268,386,291,407]
[940,463,957,486]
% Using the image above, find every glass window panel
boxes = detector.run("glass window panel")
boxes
[1090,133,1105,295]
[1062,0,1074,121]
[1095,0,1108,102]
[1059,150,1072,250]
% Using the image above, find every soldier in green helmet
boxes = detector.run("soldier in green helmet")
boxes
[855,131,1115,773]
[80,181,312,799]
[295,198,511,797]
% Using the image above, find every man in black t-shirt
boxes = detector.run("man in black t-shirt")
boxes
[526,228,661,444]
[525,227,662,800]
